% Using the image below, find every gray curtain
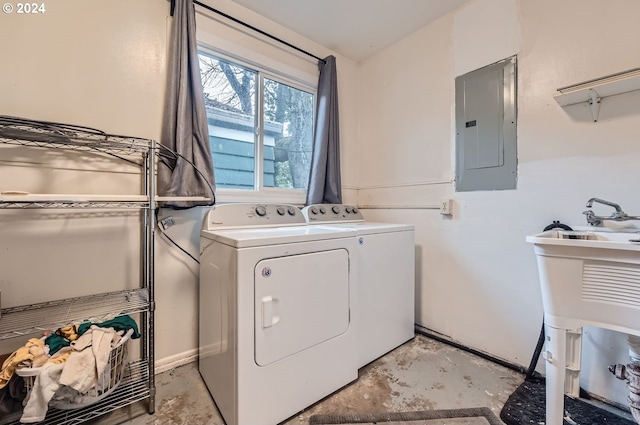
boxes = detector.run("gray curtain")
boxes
[159,0,215,208]
[306,55,341,205]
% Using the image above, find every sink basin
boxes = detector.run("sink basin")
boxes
[528,229,640,248]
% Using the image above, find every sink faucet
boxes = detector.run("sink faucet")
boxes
[585,197,623,211]
[583,198,640,226]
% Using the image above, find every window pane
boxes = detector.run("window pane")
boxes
[263,79,314,189]
[199,53,257,190]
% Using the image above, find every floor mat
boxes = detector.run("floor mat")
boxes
[500,379,635,425]
[309,407,503,425]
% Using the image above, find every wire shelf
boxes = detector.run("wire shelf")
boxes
[0,116,153,156]
[0,289,149,340]
[2,360,151,425]
[0,115,157,420]
[0,200,150,209]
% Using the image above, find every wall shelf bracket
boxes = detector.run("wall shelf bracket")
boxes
[588,89,601,122]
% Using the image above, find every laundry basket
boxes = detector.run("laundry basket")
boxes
[16,328,133,410]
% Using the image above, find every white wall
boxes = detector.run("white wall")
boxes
[357,0,640,405]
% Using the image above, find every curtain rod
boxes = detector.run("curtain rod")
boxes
[171,0,326,63]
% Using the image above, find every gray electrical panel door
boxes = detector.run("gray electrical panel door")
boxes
[455,56,517,191]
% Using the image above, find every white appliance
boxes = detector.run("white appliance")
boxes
[198,203,358,425]
[302,204,415,368]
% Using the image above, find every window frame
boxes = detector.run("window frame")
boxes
[197,44,317,205]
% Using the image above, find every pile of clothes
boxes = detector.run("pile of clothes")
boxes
[0,315,140,423]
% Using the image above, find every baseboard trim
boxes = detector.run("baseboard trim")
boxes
[155,348,198,374]
[415,325,527,375]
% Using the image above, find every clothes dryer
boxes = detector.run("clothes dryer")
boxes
[199,203,358,425]
[302,204,415,368]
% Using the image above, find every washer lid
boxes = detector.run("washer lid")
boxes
[314,222,414,235]
[200,225,354,248]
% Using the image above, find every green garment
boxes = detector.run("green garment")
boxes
[44,334,70,356]
[77,315,141,339]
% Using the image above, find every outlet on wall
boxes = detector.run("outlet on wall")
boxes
[440,199,452,215]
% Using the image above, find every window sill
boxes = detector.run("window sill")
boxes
[214,188,307,207]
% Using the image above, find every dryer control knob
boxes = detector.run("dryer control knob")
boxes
[332,206,340,214]
[352,207,359,214]
[310,207,318,215]
[345,206,352,213]
[276,207,285,216]
[319,206,326,214]
[287,207,297,216]
[255,206,267,216]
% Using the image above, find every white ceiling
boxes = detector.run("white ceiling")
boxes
[229,0,471,62]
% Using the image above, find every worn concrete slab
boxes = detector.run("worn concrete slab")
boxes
[91,335,525,425]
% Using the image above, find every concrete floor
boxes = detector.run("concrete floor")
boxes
[91,334,526,425]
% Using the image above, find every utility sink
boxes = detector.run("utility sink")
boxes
[527,229,640,425]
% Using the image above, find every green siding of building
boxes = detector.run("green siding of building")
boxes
[210,136,275,189]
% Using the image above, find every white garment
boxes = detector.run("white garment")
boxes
[20,362,64,423]
[58,326,116,393]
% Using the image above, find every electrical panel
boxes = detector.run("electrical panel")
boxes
[455,56,517,191]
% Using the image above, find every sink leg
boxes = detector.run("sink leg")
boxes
[545,324,567,425]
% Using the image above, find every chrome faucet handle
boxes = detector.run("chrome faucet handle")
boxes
[611,211,629,220]
[583,209,602,226]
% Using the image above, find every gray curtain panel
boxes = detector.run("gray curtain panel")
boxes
[159,0,216,208]
[306,55,342,205]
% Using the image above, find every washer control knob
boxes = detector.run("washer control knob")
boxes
[352,207,359,214]
[332,205,340,214]
[276,207,285,216]
[255,205,267,216]
[310,207,318,215]
[287,207,297,216]
[345,206,352,213]
[319,206,326,214]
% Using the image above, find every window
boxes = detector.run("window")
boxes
[198,50,315,201]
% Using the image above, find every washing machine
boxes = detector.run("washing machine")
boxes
[302,204,415,368]
[198,203,358,425]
